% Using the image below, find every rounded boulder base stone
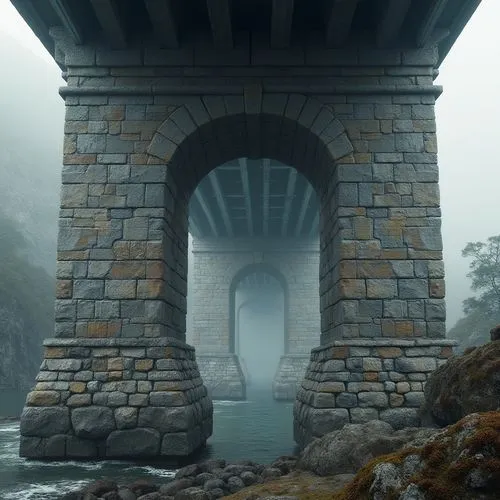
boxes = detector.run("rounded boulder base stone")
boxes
[106,428,161,457]
[71,406,116,439]
[20,406,71,438]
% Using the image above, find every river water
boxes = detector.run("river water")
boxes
[0,387,297,500]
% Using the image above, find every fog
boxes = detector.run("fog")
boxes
[0,0,499,339]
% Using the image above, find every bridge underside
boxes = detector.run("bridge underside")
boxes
[12,0,479,459]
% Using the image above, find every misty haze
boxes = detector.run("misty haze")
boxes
[0,0,499,499]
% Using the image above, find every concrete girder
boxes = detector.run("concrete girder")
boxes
[377,0,412,48]
[326,0,359,48]
[194,187,219,237]
[208,170,233,237]
[262,159,271,236]
[206,0,233,49]
[281,169,297,236]
[417,0,449,47]
[89,0,127,49]
[271,0,295,49]
[239,158,253,237]
[295,184,313,237]
[48,0,84,44]
[143,0,179,48]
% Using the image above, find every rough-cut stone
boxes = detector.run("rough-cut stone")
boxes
[106,428,161,457]
[20,407,70,438]
[72,406,116,439]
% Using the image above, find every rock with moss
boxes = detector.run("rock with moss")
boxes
[297,420,438,477]
[420,341,500,427]
[335,411,500,500]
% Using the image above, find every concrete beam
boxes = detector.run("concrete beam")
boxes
[89,0,127,49]
[416,0,449,47]
[295,184,313,237]
[239,158,253,236]
[143,0,179,48]
[262,159,271,236]
[271,0,295,49]
[281,169,297,236]
[49,0,84,44]
[326,0,359,48]
[208,170,233,237]
[194,188,219,237]
[206,0,233,49]
[377,0,412,48]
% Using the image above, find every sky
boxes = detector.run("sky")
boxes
[0,0,498,328]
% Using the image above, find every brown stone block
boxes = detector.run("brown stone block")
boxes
[390,393,404,407]
[88,321,120,338]
[56,280,73,299]
[380,249,408,259]
[146,261,164,279]
[101,105,125,121]
[353,217,373,240]
[377,347,403,358]
[332,346,349,359]
[45,347,67,359]
[57,250,90,261]
[354,153,372,163]
[394,321,414,337]
[364,372,378,382]
[153,381,183,391]
[131,153,148,164]
[440,346,454,358]
[429,279,445,298]
[113,241,130,260]
[111,262,145,279]
[340,241,356,259]
[408,249,442,259]
[120,133,141,141]
[108,357,124,370]
[64,135,77,154]
[130,242,147,259]
[358,261,394,279]
[164,347,175,359]
[137,279,164,299]
[108,121,122,134]
[108,371,123,380]
[63,154,97,165]
[381,319,395,337]
[26,391,60,406]
[317,381,345,393]
[135,359,154,371]
[339,279,366,298]
[146,241,163,259]
[339,260,356,279]
[69,382,86,393]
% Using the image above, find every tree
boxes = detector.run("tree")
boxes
[448,235,500,350]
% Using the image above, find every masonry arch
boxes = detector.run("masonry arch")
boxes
[229,263,288,355]
[146,93,353,345]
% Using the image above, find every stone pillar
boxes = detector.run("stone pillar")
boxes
[19,90,213,459]
[293,74,454,445]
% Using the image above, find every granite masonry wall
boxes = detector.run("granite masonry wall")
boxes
[20,339,212,459]
[19,27,451,457]
[189,237,320,400]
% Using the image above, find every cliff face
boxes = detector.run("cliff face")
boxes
[0,298,45,391]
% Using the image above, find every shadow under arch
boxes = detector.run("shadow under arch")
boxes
[229,263,289,355]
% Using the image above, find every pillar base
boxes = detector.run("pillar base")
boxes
[19,338,213,459]
[272,355,310,401]
[196,354,246,400]
[293,338,456,448]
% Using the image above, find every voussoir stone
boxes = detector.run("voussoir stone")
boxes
[20,406,70,437]
[72,406,116,439]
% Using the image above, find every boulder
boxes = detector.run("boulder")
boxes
[336,411,500,500]
[106,428,160,457]
[490,324,500,341]
[420,341,500,427]
[20,406,70,437]
[72,406,115,439]
[297,419,437,476]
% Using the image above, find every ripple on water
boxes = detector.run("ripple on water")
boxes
[3,479,90,500]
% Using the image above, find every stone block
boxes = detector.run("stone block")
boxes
[358,391,388,408]
[72,406,116,439]
[395,357,436,373]
[115,407,138,429]
[349,407,378,423]
[335,392,357,408]
[379,408,419,429]
[367,279,397,299]
[20,407,70,438]
[309,408,349,437]
[106,428,161,457]
[66,436,98,458]
[138,406,195,433]
[26,391,60,406]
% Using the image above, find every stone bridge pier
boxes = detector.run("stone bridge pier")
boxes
[187,237,320,401]
[14,9,466,458]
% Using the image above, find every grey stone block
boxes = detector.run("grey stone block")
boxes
[138,406,195,433]
[73,279,104,299]
[72,406,116,439]
[379,408,420,430]
[66,436,98,458]
[20,407,70,438]
[398,279,428,299]
[106,428,161,457]
[115,407,138,429]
